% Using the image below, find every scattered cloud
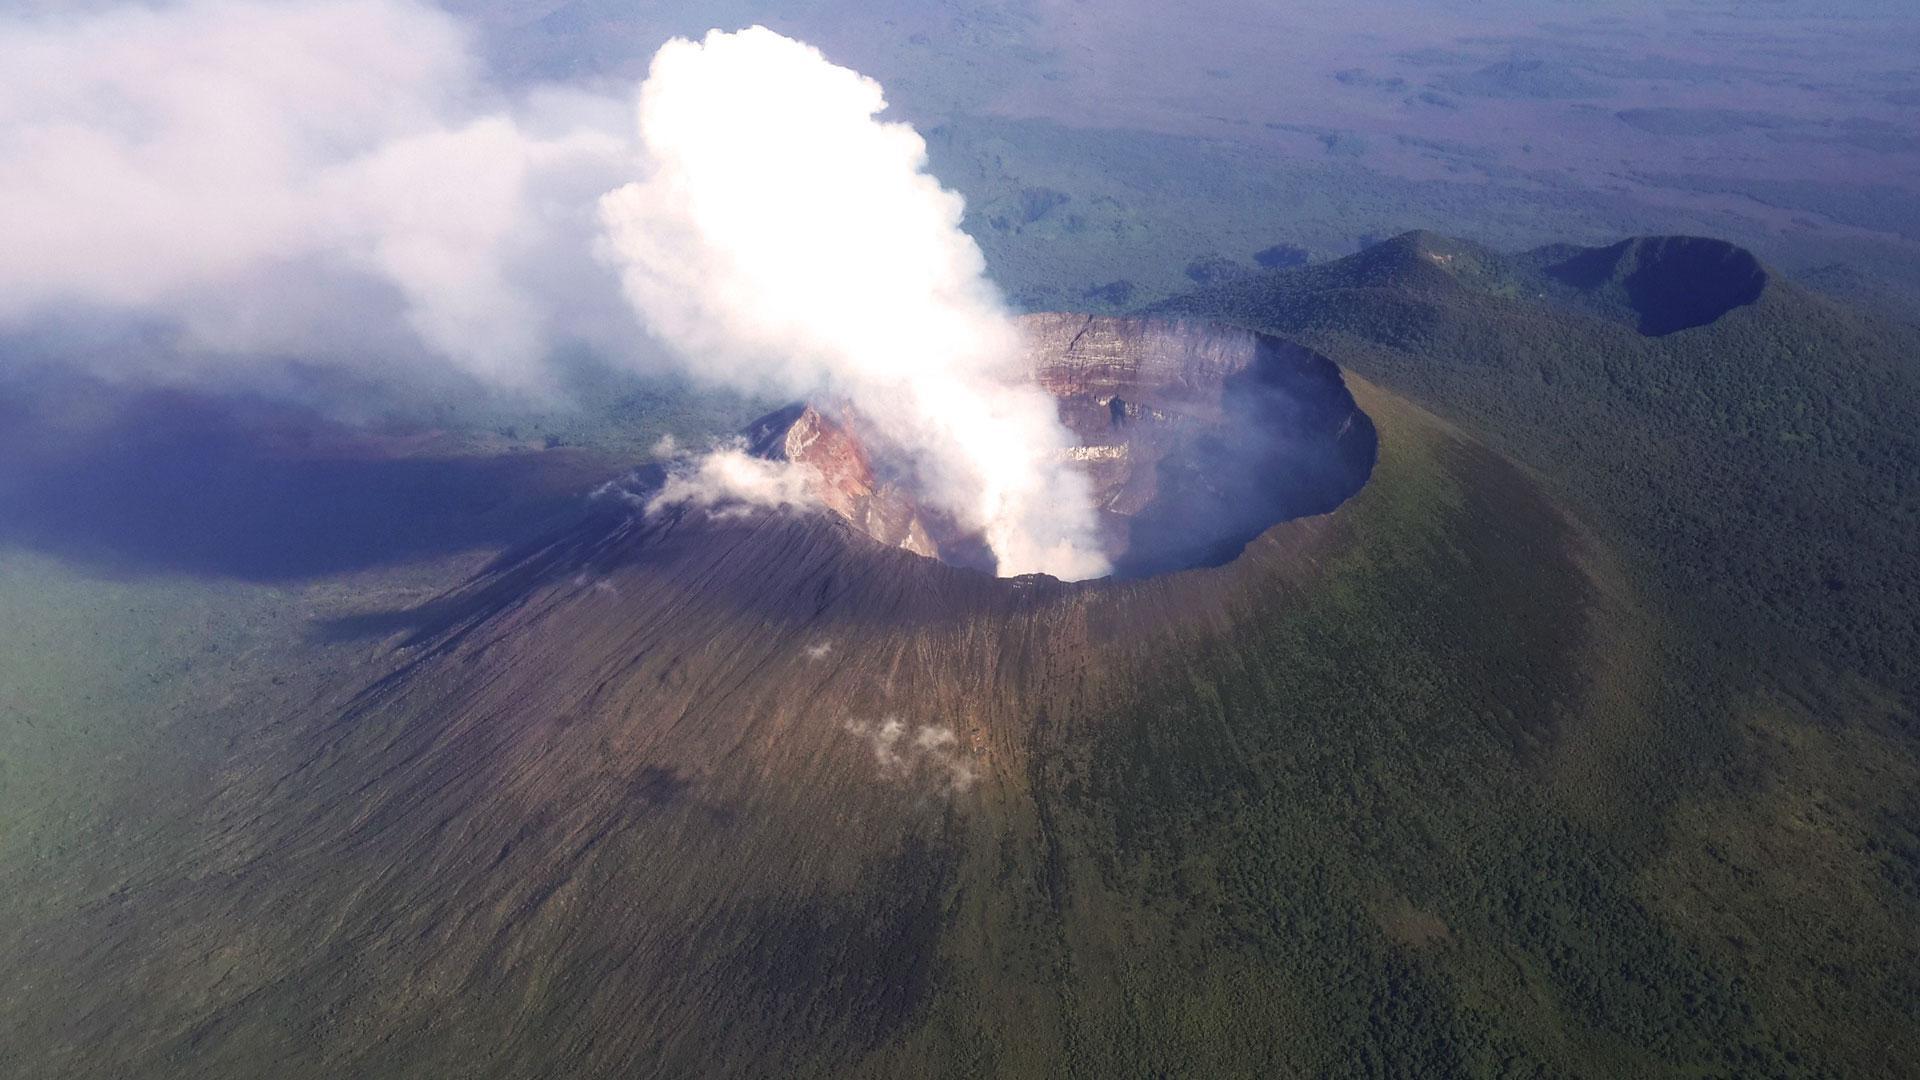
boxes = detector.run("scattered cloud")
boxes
[845,717,977,793]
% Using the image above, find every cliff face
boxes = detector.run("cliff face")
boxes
[748,314,1377,579]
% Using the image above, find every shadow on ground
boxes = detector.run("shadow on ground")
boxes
[0,386,614,583]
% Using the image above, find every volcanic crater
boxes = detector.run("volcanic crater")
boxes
[744,314,1378,580]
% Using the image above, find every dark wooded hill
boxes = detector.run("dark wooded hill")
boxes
[1158,231,1920,696]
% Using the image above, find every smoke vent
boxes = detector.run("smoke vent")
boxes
[750,315,1377,580]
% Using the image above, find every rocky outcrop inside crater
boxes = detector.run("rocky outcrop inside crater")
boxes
[745,403,944,562]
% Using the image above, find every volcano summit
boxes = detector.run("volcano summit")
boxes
[706,314,1376,580]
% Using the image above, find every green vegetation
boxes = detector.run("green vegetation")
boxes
[916,114,1920,325]
[1039,390,1812,1075]
[1082,236,1920,1073]
[1634,174,1920,243]
[1159,231,1920,694]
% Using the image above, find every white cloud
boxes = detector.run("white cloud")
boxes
[845,716,976,793]
[0,0,637,387]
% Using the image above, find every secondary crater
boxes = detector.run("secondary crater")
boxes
[747,314,1377,580]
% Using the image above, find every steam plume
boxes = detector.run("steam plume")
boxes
[599,28,1109,580]
[0,9,1108,578]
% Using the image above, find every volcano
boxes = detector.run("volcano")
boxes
[732,314,1376,579]
[6,315,1419,1078]
[15,235,1903,1078]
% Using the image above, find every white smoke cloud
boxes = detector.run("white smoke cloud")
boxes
[598,27,1109,580]
[645,439,821,519]
[0,0,637,388]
